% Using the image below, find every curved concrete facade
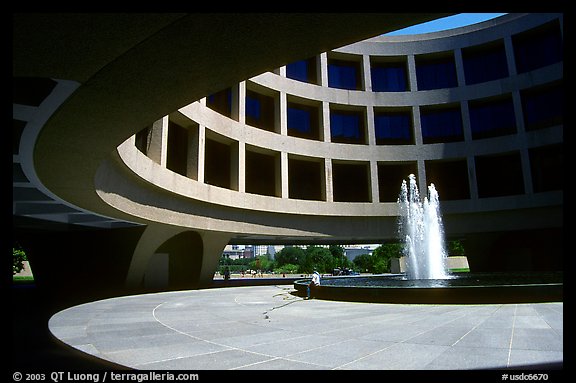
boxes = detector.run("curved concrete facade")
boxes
[13,13,562,293]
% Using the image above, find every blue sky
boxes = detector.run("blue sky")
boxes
[385,13,507,35]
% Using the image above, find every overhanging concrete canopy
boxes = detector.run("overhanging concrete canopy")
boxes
[14,13,450,240]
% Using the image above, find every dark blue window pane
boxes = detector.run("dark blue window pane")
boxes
[330,110,365,144]
[416,56,458,90]
[245,95,260,121]
[371,63,408,92]
[463,44,509,85]
[513,21,563,74]
[522,84,563,131]
[328,60,360,90]
[288,107,311,134]
[469,98,516,139]
[420,108,464,143]
[286,60,308,82]
[375,112,412,144]
[207,88,232,117]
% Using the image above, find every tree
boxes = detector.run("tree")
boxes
[13,247,27,275]
[353,243,403,273]
[329,245,351,269]
[447,239,466,255]
[301,246,334,274]
[274,246,305,267]
[373,243,403,272]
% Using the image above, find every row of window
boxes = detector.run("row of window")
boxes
[287,19,562,91]
[136,124,562,203]
[208,82,562,145]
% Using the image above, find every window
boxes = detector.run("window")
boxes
[286,57,318,84]
[529,144,563,193]
[287,101,320,140]
[377,162,418,202]
[374,109,413,145]
[469,96,516,139]
[330,108,366,144]
[371,60,408,92]
[425,159,470,200]
[513,20,563,74]
[206,88,232,118]
[420,106,464,143]
[245,149,278,197]
[463,41,509,85]
[166,122,188,176]
[245,89,276,132]
[416,54,458,90]
[288,157,323,201]
[328,58,362,90]
[475,152,524,198]
[521,83,563,131]
[332,162,371,202]
[205,137,232,189]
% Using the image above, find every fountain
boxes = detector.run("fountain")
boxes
[293,175,563,304]
[398,174,449,280]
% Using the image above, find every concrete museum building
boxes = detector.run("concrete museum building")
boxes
[13,13,563,298]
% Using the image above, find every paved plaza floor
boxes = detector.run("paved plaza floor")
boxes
[48,284,563,371]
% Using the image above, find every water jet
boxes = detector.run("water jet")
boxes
[294,175,563,304]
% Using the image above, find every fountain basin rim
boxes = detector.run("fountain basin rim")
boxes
[293,273,563,304]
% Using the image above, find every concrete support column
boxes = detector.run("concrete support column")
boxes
[197,231,233,287]
[238,141,246,192]
[321,101,331,143]
[279,151,289,198]
[366,105,376,146]
[186,123,199,180]
[407,54,417,91]
[237,81,246,124]
[503,35,517,77]
[454,48,466,86]
[231,141,241,192]
[126,224,232,290]
[412,105,423,146]
[319,52,328,87]
[197,124,206,184]
[125,224,188,289]
[361,54,372,91]
[324,158,334,202]
[147,116,169,166]
[279,91,287,136]
[370,160,380,203]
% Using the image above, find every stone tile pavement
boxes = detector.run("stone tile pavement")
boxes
[48,285,563,370]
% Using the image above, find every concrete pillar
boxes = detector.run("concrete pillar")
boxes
[125,224,188,289]
[197,231,233,287]
[147,116,168,166]
[324,158,334,202]
[279,151,288,198]
[125,224,231,290]
[369,160,380,203]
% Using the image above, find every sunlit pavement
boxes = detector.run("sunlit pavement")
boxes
[49,285,562,370]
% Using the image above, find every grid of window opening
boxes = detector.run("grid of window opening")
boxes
[133,15,562,206]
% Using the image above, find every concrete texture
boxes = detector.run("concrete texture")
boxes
[49,285,562,370]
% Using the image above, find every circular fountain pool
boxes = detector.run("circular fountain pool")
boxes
[294,272,563,304]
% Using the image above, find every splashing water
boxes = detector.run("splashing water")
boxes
[397,174,449,280]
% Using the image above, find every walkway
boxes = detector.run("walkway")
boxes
[48,285,563,370]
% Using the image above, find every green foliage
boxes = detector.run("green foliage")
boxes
[274,246,305,267]
[329,245,351,269]
[300,246,334,274]
[447,239,466,255]
[13,247,27,275]
[353,243,402,273]
[274,263,299,274]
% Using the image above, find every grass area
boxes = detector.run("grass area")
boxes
[13,275,35,284]
[449,268,470,273]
